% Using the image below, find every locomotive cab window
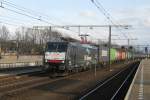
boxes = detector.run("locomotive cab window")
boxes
[46,42,68,52]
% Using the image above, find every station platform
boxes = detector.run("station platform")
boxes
[125,59,150,100]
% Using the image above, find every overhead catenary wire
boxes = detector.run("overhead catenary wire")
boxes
[97,0,135,39]
[3,7,56,26]
[1,0,107,43]
[2,1,41,17]
[2,1,54,25]
[1,0,105,42]
[92,0,128,38]
[90,0,131,39]
[0,2,60,24]
[91,0,115,25]
[3,0,69,25]
[0,0,129,44]
[0,15,43,26]
[0,0,56,26]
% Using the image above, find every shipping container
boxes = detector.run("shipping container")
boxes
[99,47,109,63]
[110,48,117,61]
[122,52,126,60]
[117,50,123,60]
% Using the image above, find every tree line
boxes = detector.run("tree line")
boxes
[0,26,62,55]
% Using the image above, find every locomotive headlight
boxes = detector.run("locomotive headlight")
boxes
[45,53,49,57]
[45,52,49,58]
[62,61,64,63]
[45,54,48,58]
[45,59,48,62]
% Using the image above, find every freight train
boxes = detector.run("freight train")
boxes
[43,41,145,73]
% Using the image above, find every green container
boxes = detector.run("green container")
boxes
[110,48,117,61]
[128,52,131,59]
[128,51,133,59]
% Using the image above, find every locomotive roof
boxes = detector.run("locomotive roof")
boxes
[46,41,97,49]
[47,41,68,44]
[81,44,97,49]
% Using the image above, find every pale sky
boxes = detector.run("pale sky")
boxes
[0,0,150,46]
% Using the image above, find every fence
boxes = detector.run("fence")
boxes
[0,61,43,69]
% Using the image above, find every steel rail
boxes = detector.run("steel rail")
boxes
[110,63,138,100]
[79,63,132,100]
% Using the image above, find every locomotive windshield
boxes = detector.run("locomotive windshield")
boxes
[46,42,68,52]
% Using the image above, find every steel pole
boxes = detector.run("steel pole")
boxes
[108,26,112,71]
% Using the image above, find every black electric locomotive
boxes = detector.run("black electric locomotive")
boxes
[43,41,98,73]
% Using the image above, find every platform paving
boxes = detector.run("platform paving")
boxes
[0,55,43,69]
[0,55,42,63]
[125,59,150,100]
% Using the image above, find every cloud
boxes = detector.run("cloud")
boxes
[102,7,150,45]
[79,10,97,18]
[113,7,150,26]
[0,7,7,16]
[73,10,109,25]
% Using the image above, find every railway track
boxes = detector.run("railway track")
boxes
[0,68,73,98]
[0,61,140,100]
[0,66,43,82]
[79,61,140,100]
[0,70,44,84]
[0,70,50,96]
[0,74,47,87]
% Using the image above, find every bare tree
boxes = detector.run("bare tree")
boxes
[12,26,63,55]
[0,25,9,41]
[0,25,10,54]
